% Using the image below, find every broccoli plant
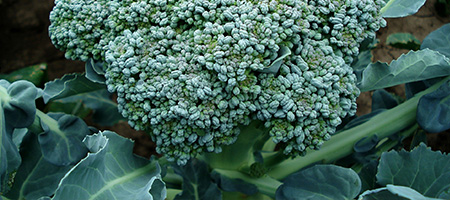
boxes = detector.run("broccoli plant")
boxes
[49,0,385,165]
[1,0,450,199]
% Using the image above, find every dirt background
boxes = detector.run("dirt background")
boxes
[0,0,449,156]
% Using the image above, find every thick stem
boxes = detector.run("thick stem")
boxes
[267,76,450,180]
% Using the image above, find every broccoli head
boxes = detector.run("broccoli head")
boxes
[49,0,386,165]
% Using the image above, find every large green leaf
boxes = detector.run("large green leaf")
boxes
[38,113,90,166]
[5,133,73,200]
[0,98,21,193]
[0,80,39,193]
[404,24,450,99]
[276,165,361,200]
[380,0,427,18]
[359,49,450,92]
[421,23,450,58]
[416,81,450,133]
[52,131,166,200]
[42,73,106,103]
[377,143,450,198]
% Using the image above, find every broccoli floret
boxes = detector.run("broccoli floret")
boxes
[49,0,386,165]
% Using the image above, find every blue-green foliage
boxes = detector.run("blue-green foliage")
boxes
[0,79,166,199]
[38,113,90,165]
[52,131,165,200]
[49,0,386,165]
[172,159,221,200]
[416,81,450,133]
[276,164,361,200]
[360,143,450,199]
[0,80,39,192]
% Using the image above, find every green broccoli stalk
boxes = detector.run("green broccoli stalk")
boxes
[267,75,450,180]
[205,75,450,198]
[48,0,387,165]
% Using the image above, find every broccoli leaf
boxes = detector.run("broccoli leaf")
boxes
[404,23,450,98]
[52,131,165,200]
[211,171,258,196]
[37,113,90,166]
[5,133,73,200]
[440,188,450,199]
[2,80,38,128]
[359,161,381,193]
[371,89,399,111]
[352,50,373,72]
[421,23,450,58]
[405,78,443,99]
[359,49,450,92]
[376,143,450,198]
[416,81,450,133]
[11,128,28,149]
[45,100,91,119]
[380,0,427,18]
[85,59,106,84]
[48,89,124,126]
[409,129,428,150]
[341,109,385,130]
[260,46,291,74]
[360,187,404,200]
[1,80,39,193]
[351,50,373,83]
[384,185,437,200]
[43,73,106,103]
[359,184,443,200]
[0,98,21,193]
[276,165,361,200]
[173,159,221,200]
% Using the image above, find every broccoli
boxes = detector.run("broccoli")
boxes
[49,0,386,165]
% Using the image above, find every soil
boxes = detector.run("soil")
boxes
[0,0,449,156]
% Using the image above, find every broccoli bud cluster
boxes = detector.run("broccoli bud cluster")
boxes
[49,0,385,165]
